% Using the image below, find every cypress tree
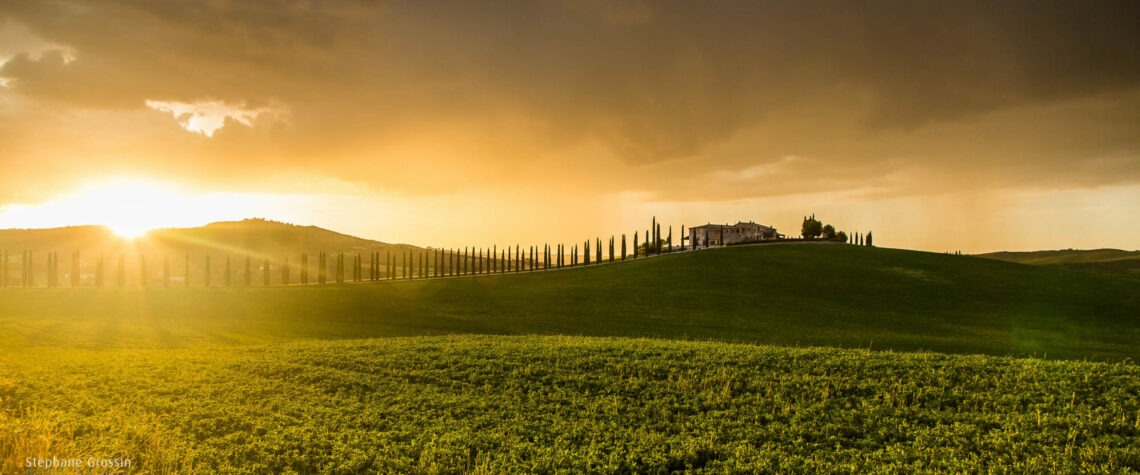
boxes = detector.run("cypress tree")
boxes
[633,232,639,259]
[867,231,873,247]
[319,252,326,284]
[681,225,686,251]
[668,226,672,252]
[72,251,80,287]
[652,216,657,254]
[584,240,590,265]
[621,234,627,261]
[283,258,291,285]
[265,258,272,285]
[301,253,309,285]
[610,237,614,263]
[596,238,601,264]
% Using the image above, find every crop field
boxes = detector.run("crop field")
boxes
[3,336,1140,474]
[2,244,1139,473]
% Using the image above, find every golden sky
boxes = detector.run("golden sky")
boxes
[0,1,1137,252]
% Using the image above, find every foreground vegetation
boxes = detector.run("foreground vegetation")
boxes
[2,336,1138,473]
[2,244,1138,472]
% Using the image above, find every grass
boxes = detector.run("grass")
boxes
[3,336,1139,474]
[2,244,1137,360]
[2,243,1139,472]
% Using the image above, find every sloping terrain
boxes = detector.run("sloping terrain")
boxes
[2,243,1137,360]
[979,249,1140,278]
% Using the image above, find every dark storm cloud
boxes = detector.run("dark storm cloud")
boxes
[0,0,1137,199]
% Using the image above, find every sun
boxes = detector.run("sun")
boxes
[107,224,153,239]
[0,176,302,236]
[55,178,195,239]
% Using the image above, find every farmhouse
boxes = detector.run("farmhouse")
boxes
[688,221,781,247]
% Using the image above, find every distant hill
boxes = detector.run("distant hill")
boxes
[0,219,427,286]
[978,249,1140,279]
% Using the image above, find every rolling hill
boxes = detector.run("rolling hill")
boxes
[978,248,1140,279]
[3,241,1139,472]
[2,243,1136,360]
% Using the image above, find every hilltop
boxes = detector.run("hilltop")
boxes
[978,248,1140,278]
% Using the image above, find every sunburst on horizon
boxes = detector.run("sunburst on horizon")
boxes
[0,177,280,239]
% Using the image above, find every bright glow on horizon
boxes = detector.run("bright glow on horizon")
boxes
[0,177,1135,254]
[0,178,308,238]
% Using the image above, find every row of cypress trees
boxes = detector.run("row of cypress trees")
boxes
[0,216,710,287]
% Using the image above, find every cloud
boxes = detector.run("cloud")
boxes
[0,0,1137,204]
[145,100,284,137]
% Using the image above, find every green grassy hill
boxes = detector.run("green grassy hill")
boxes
[4,243,1139,472]
[3,243,1137,360]
[979,248,1140,279]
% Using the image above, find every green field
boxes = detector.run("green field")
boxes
[2,244,1139,473]
[4,336,1139,474]
[3,244,1138,359]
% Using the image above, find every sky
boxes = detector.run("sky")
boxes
[0,0,1137,253]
